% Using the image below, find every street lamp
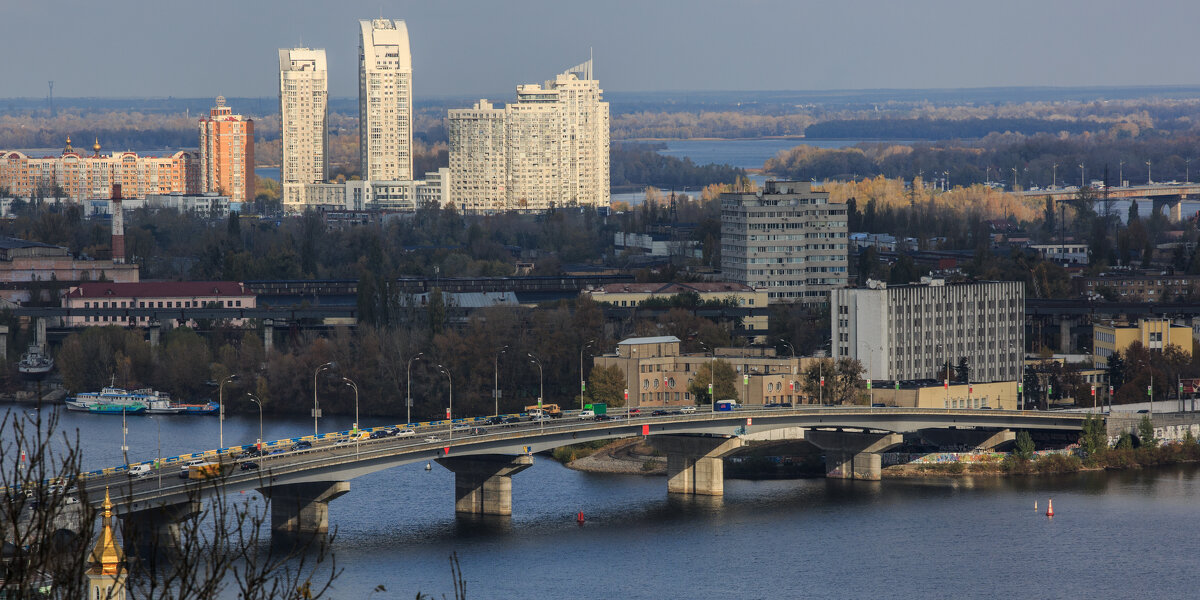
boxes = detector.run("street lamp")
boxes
[219,373,238,449]
[779,338,796,405]
[1146,160,1152,185]
[528,353,544,433]
[246,394,263,449]
[1079,163,1085,188]
[343,377,359,433]
[494,346,508,416]
[1119,160,1124,187]
[579,339,595,410]
[313,361,334,436]
[1052,163,1058,189]
[436,364,453,443]
[406,353,423,425]
[699,341,716,411]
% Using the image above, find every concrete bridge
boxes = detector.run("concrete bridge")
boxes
[61,406,1085,552]
[1018,183,1200,221]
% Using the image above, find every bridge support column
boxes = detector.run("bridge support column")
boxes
[650,435,745,496]
[806,430,903,481]
[263,319,274,354]
[0,325,8,362]
[437,455,533,516]
[119,500,201,559]
[148,320,161,357]
[261,481,349,538]
[35,318,46,350]
[1059,318,1075,354]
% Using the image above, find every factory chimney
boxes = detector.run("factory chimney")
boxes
[111,184,125,264]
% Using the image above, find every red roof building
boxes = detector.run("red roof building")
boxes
[63,281,255,328]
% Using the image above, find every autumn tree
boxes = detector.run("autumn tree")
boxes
[587,364,626,407]
[688,359,737,404]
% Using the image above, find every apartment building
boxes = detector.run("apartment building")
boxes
[198,97,255,204]
[447,59,610,212]
[279,48,329,209]
[1093,318,1192,367]
[359,18,413,182]
[831,279,1025,383]
[0,139,197,201]
[720,180,848,303]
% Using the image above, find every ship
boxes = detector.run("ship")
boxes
[87,402,147,415]
[17,344,54,380]
[66,386,215,415]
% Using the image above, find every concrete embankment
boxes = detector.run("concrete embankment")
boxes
[566,438,666,476]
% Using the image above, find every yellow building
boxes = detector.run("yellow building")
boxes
[0,138,198,201]
[1093,318,1193,367]
[592,335,815,408]
[868,381,1018,410]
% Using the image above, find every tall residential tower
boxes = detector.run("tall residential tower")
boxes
[279,48,329,210]
[198,96,254,204]
[358,18,413,182]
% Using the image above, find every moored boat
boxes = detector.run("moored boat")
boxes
[87,403,147,415]
[17,345,54,381]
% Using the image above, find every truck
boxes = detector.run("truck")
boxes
[186,462,228,480]
[715,400,738,411]
[524,403,563,418]
[583,403,607,416]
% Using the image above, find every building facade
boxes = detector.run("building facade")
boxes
[447,60,610,213]
[720,180,849,303]
[1077,273,1200,301]
[831,279,1025,383]
[359,18,413,182]
[1093,318,1193,367]
[62,281,256,328]
[198,97,255,204]
[592,336,812,408]
[0,139,197,201]
[279,48,329,210]
[0,237,138,304]
[89,193,231,219]
[447,99,507,212]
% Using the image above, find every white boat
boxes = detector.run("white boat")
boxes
[66,386,186,415]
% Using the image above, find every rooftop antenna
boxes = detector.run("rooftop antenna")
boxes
[48,81,55,118]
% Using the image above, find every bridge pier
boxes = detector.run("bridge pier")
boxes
[263,318,274,354]
[437,455,533,516]
[1153,196,1184,222]
[119,500,201,559]
[148,320,161,356]
[260,481,349,538]
[806,430,902,480]
[650,435,745,496]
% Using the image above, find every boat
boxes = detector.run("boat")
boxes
[66,385,213,415]
[17,345,54,380]
[175,402,219,415]
[87,403,147,415]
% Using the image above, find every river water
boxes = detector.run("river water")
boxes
[12,407,1200,599]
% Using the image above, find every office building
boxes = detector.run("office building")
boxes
[447,59,610,212]
[279,48,329,210]
[720,180,848,303]
[198,97,255,204]
[359,18,413,182]
[831,279,1024,383]
[1093,318,1192,367]
[0,138,197,201]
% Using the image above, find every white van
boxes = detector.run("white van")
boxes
[579,410,595,420]
[128,464,152,478]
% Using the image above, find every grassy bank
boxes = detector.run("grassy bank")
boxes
[889,438,1200,477]
[551,440,616,463]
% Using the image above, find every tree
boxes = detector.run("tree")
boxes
[955,357,970,383]
[1137,414,1157,447]
[1079,413,1108,457]
[688,359,737,403]
[1014,430,1036,460]
[587,364,626,407]
[1106,353,1126,392]
[801,357,865,405]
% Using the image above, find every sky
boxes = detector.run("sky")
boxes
[2,0,1199,99]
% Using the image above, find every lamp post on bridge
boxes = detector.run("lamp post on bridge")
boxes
[528,353,544,434]
[343,377,359,456]
[493,346,508,416]
[579,339,595,411]
[437,364,453,443]
[313,361,334,436]
[406,353,423,426]
[218,373,238,449]
[246,394,263,450]
[1147,160,1152,185]
[779,338,796,405]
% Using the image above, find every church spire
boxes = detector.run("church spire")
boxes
[87,488,127,599]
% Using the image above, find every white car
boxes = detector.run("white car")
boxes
[395,429,416,438]
[579,410,595,419]
[680,406,696,414]
[424,436,441,443]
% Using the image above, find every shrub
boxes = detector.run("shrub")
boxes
[1034,453,1083,474]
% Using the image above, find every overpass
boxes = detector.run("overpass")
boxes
[57,406,1085,550]
[1018,183,1200,221]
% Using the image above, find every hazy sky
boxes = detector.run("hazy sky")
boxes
[2,0,1199,99]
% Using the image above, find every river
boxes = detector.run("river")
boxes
[12,407,1200,599]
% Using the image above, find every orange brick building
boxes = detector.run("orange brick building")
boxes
[198,96,255,204]
[0,138,198,201]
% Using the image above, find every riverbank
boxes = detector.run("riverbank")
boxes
[563,437,666,475]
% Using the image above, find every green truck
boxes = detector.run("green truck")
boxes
[583,403,607,416]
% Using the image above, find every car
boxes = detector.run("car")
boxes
[579,410,595,419]
[424,436,442,443]
[1136,409,1150,414]
[291,441,313,451]
[369,430,390,440]
[240,462,259,471]
[503,416,521,424]
[594,414,613,421]
[651,409,668,416]
[628,408,641,416]
[871,403,886,408]
[334,438,352,445]
[395,429,416,437]
[486,416,506,426]
[239,449,264,459]
[127,464,152,478]
[179,459,207,478]
[680,406,696,414]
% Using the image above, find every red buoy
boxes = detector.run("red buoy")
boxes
[576,511,585,525]
[1046,498,1054,518]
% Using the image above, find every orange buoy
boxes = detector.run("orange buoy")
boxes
[1034,500,1037,512]
[1046,498,1054,518]
[576,511,585,525]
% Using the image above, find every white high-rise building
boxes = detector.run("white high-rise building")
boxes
[447,99,507,212]
[279,48,329,210]
[831,279,1025,384]
[447,59,610,213]
[359,18,413,182]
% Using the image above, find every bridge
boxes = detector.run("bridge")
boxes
[1018,183,1200,220]
[59,406,1085,551]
